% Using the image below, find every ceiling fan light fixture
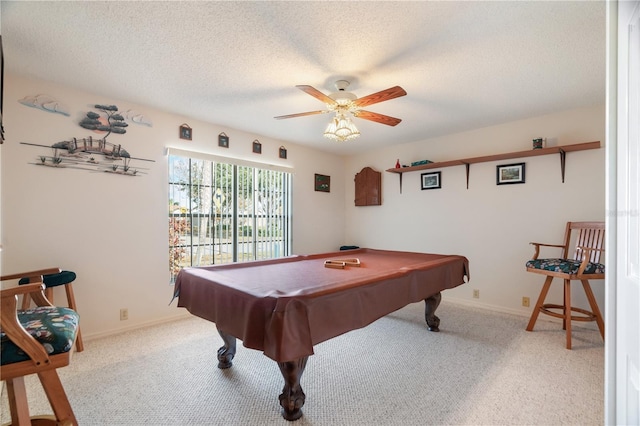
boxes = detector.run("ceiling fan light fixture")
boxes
[276,81,406,141]
[329,91,357,104]
[324,114,360,142]
[328,80,357,107]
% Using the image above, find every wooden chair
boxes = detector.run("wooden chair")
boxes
[1,269,80,425]
[19,268,84,352]
[525,221,605,349]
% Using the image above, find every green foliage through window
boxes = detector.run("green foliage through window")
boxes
[168,154,292,282]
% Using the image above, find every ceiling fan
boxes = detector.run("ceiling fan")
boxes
[275,80,407,141]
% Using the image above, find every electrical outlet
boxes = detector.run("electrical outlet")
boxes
[522,297,530,307]
[473,289,480,299]
[120,308,128,321]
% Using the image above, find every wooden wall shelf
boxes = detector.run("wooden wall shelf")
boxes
[385,141,601,192]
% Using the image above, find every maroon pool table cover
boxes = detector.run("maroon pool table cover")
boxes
[175,248,469,362]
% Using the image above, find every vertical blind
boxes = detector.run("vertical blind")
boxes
[168,150,292,281]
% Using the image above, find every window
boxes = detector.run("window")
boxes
[168,151,292,282]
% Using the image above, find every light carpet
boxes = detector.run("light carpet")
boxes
[1,301,604,425]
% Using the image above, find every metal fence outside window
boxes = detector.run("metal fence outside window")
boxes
[169,155,292,282]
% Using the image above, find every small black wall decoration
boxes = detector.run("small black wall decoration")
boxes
[218,132,229,148]
[252,139,262,154]
[179,124,192,140]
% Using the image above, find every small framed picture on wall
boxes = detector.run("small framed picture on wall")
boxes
[315,174,330,192]
[421,171,441,190]
[218,133,229,148]
[496,163,526,185]
[179,124,192,140]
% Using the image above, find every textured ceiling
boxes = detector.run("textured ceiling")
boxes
[1,1,605,156]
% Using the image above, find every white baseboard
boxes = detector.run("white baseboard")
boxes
[443,295,529,317]
[81,297,599,344]
[82,310,193,342]
[443,296,600,330]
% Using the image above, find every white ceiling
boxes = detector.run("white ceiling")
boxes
[1,1,605,156]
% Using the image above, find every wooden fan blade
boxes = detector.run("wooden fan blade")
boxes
[296,85,337,106]
[274,110,329,120]
[353,110,402,126]
[352,86,407,108]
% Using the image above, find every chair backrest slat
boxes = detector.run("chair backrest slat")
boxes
[569,222,605,263]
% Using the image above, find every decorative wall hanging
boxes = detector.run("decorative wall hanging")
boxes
[218,132,229,148]
[21,137,154,177]
[421,171,441,190]
[315,174,330,192]
[19,94,70,116]
[279,146,287,159]
[179,124,192,140]
[532,138,545,149]
[496,163,525,185]
[123,109,153,127]
[252,140,262,154]
[80,104,128,139]
[354,167,381,206]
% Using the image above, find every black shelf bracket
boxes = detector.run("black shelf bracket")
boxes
[464,163,470,189]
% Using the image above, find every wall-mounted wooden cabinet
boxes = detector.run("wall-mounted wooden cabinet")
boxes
[355,167,381,206]
[385,141,600,192]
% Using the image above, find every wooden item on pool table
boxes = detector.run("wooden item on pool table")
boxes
[323,258,361,269]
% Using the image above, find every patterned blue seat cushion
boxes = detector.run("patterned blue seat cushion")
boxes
[1,306,79,365]
[526,258,605,275]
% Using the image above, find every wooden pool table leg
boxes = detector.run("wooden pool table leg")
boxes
[216,329,237,369]
[424,291,442,332]
[277,356,309,421]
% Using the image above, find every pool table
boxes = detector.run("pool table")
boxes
[174,248,469,421]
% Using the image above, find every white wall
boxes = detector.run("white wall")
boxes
[344,105,606,318]
[1,73,606,337]
[1,73,345,338]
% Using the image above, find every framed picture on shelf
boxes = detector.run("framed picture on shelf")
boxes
[421,171,441,190]
[314,174,330,192]
[496,163,525,185]
[218,133,229,148]
[252,140,262,154]
[179,124,192,140]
